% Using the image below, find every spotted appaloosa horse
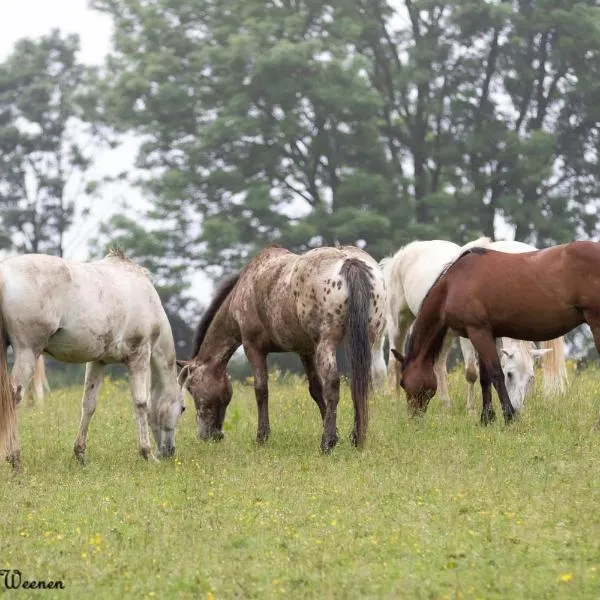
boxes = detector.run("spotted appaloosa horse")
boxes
[0,251,185,472]
[396,241,600,425]
[177,245,387,453]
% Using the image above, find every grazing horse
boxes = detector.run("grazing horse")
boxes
[395,241,600,425]
[381,238,566,411]
[0,251,185,471]
[177,245,387,453]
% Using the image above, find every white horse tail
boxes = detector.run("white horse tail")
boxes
[540,337,568,395]
[0,315,16,459]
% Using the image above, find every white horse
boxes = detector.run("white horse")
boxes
[0,250,185,471]
[381,238,567,412]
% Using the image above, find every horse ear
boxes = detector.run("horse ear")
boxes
[177,362,192,387]
[530,348,552,361]
[390,348,405,368]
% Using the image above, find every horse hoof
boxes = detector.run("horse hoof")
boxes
[139,447,154,461]
[256,430,271,444]
[320,435,338,454]
[74,449,86,466]
[7,454,23,473]
[480,411,496,426]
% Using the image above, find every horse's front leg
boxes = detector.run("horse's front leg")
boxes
[73,361,105,464]
[468,328,515,425]
[243,343,270,443]
[314,342,339,453]
[127,353,156,461]
[478,361,495,425]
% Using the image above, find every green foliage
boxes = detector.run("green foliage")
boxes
[2,367,600,597]
[0,30,109,256]
[94,0,600,275]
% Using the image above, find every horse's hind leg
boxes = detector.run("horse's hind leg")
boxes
[388,315,412,393]
[315,341,340,453]
[243,343,271,443]
[74,361,105,464]
[3,348,39,469]
[459,337,479,415]
[467,328,515,425]
[371,337,388,393]
[10,348,38,407]
[433,333,454,409]
[301,355,326,421]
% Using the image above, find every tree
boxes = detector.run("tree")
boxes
[351,0,600,245]
[0,30,110,256]
[94,0,600,279]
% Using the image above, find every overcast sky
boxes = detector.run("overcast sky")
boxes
[0,0,218,299]
[0,0,148,260]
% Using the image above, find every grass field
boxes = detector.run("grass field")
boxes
[1,363,600,599]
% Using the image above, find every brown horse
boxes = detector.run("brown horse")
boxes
[394,241,600,425]
[177,245,387,452]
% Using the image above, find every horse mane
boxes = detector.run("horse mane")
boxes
[404,246,488,363]
[192,273,240,358]
[105,247,150,277]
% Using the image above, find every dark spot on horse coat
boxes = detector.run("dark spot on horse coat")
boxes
[337,281,342,289]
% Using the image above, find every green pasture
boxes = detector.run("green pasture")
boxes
[1,364,599,599]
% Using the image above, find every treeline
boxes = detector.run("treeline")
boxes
[1,0,600,373]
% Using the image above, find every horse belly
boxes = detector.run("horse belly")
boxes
[45,327,124,364]
[491,306,582,342]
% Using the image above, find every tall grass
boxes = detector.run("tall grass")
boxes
[1,363,599,598]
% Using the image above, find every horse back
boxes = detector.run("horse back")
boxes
[442,243,597,339]
[230,246,385,353]
[0,254,168,363]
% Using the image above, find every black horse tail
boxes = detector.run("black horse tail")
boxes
[340,258,373,448]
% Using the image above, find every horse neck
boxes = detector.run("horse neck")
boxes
[150,321,179,399]
[411,288,448,365]
[196,297,241,371]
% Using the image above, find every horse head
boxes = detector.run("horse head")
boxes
[177,359,232,441]
[149,383,186,459]
[500,339,552,411]
[391,349,437,417]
